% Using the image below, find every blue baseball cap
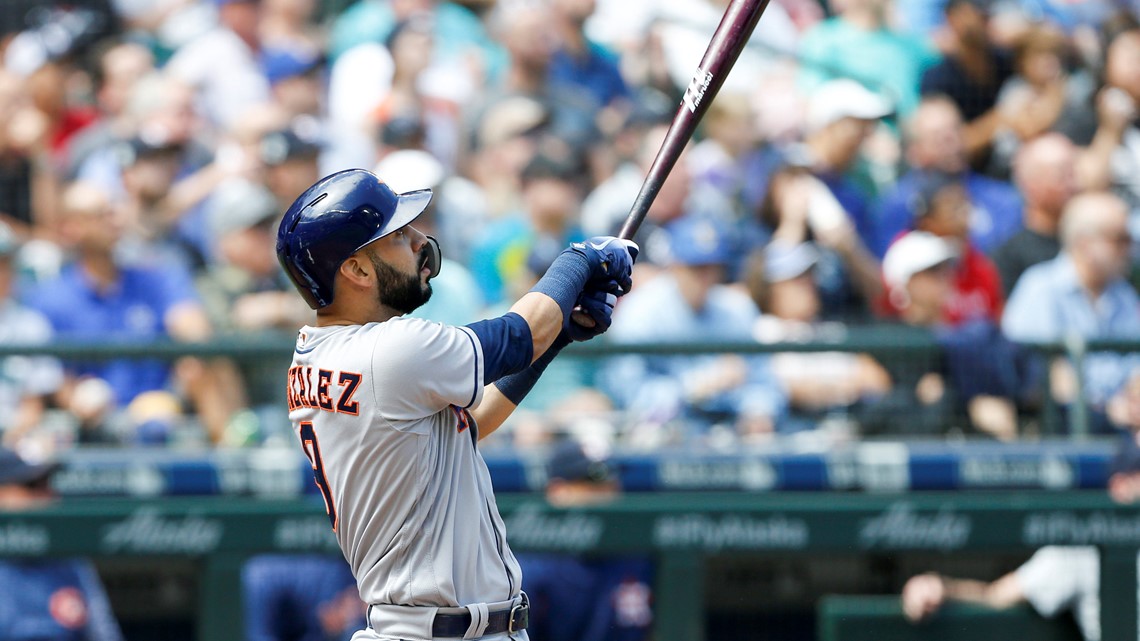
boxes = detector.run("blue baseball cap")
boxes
[262,48,321,85]
[0,447,58,487]
[546,440,613,484]
[664,216,732,266]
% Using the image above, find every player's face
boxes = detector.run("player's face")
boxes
[367,225,433,314]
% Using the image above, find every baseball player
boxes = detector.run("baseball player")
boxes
[276,168,637,641]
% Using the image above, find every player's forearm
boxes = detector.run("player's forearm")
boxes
[508,292,566,363]
[940,574,1025,609]
[470,385,519,439]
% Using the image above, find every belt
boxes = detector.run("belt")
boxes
[432,600,529,638]
[367,594,529,639]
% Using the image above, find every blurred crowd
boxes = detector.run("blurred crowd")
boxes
[1,0,1140,456]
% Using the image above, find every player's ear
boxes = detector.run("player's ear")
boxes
[339,254,372,287]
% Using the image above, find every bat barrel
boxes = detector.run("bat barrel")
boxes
[619,0,771,241]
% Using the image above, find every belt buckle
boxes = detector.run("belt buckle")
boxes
[507,603,525,634]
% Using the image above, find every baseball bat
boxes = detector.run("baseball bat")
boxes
[619,0,771,241]
[571,0,771,327]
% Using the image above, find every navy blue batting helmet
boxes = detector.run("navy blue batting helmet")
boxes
[276,169,434,309]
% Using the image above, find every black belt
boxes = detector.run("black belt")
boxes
[432,601,529,638]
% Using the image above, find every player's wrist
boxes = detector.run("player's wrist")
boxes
[530,250,592,319]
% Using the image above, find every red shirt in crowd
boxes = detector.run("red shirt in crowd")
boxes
[878,240,1004,326]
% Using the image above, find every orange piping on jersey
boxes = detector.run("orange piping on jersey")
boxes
[317,369,335,411]
[335,371,362,415]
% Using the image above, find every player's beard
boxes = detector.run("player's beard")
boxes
[369,250,432,314]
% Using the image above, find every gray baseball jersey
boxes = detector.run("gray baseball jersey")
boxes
[286,317,522,608]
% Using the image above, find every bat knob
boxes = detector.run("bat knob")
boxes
[570,306,596,328]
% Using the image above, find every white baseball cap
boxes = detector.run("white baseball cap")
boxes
[882,231,958,291]
[374,149,446,193]
[806,79,893,133]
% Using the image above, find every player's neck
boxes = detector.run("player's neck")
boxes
[316,300,401,326]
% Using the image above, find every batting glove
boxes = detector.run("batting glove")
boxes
[568,236,639,295]
[566,288,618,342]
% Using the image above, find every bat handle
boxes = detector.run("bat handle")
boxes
[570,308,595,328]
[570,258,612,329]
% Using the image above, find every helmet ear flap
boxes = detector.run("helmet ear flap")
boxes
[424,236,442,281]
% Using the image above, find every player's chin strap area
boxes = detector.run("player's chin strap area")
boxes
[366,592,529,639]
[424,235,442,281]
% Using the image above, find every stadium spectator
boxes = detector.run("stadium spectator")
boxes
[328,6,479,171]
[516,439,653,641]
[989,26,1099,177]
[327,0,501,72]
[262,47,325,123]
[687,92,757,208]
[798,0,939,117]
[164,0,271,131]
[870,231,961,435]
[877,230,1020,439]
[758,165,883,321]
[64,39,156,181]
[74,72,212,196]
[604,216,786,443]
[794,79,893,243]
[0,69,61,234]
[197,179,307,332]
[1108,379,1140,498]
[899,418,1140,641]
[548,0,630,114]
[990,133,1077,296]
[919,0,1012,161]
[258,0,322,55]
[579,89,672,228]
[369,15,439,148]
[477,1,600,158]
[116,133,205,269]
[1002,190,1140,433]
[0,446,124,641]
[242,554,363,641]
[28,182,244,445]
[879,172,1004,326]
[871,95,1023,257]
[1078,29,1140,209]
[259,124,323,213]
[462,95,548,219]
[582,122,732,269]
[584,0,801,101]
[0,223,63,450]
[746,240,892,427]
[469,146,587,306]
[902,546,1098,641]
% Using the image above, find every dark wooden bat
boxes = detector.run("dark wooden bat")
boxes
[619,0,772,240]
[572,0,771,328]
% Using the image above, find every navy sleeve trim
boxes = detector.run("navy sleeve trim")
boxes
[466,313,534,383]
[463,328,480,409]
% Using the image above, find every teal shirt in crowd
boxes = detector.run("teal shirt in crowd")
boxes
[798,18,940,118]
[328,0,507,80]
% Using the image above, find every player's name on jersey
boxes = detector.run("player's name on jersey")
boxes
[286,366,363,414]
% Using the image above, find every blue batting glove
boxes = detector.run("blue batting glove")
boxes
[566,288,617,342]
[568,236,639,295]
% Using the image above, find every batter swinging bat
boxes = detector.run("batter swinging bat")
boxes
[572,0,771,326]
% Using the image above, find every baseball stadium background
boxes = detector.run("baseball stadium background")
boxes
[1,0,1139,639]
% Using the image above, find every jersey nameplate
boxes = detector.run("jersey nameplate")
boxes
[287,366,362,415]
